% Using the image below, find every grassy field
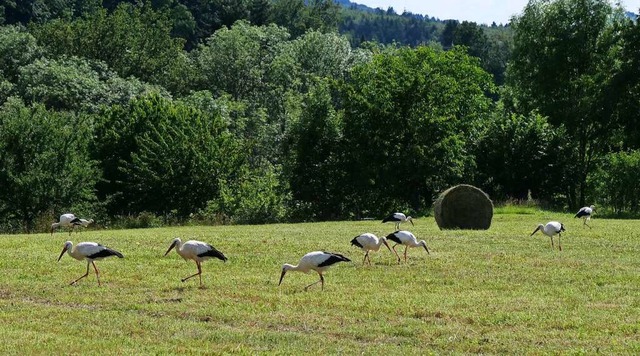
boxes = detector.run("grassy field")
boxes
[1,212,638,354]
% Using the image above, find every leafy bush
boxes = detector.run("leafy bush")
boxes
[200,164,290,225]
[590,150,640,214]
[0,98,99,232]
[474,110,569,205]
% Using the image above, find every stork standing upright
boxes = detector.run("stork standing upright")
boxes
[531,221,566,251]
[575,205,595,228]
[350,233,392,265]
[385,230,429,263]
[278,251,351,291]
[164,238,227,287]
[382,212,414,230]
[57,241,124,286]
[51,213,82,235]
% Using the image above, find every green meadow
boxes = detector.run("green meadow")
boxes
[0,212,638,354]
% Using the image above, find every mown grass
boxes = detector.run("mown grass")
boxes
[1,213,638,354]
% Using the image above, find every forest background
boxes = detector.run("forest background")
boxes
[1,0,639,232]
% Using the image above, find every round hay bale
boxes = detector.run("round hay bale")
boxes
[433,184,493,230]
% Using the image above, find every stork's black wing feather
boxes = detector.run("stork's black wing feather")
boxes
[575,209,589,218]
[318,252,351,267]
[382,214,398,223]
[199,244,228,262]
[350,236,363,248]
[385,232,402,244]
[88,247,124,259]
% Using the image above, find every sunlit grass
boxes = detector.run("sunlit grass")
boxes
[1,214,638,353]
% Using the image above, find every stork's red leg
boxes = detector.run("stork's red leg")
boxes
[304,272,323,291]
[71,261,90,285]
[558,234,562,251]
[391,244,401,263]
[181,261,203,284]
[92,261,101,286]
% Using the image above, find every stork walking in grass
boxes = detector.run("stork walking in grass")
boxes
[385,230,430,263]
[164,238,227,287]
[279,251,351,291]
[350,233,392,265]
[382,212,414,230]
[51,213,83,235]
[77,218,94,229]
[57,241,124,286]
[575,205,595,228]
[531,221,566,251]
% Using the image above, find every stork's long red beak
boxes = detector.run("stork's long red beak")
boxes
[164,241,177,256]
[382,238,392,252]
[57,246,68,261]
[278,269,287,286]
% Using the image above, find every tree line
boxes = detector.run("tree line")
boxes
[0,0,639,232]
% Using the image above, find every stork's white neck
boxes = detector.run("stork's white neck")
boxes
[66,245,84,261]
[283,263,308,273]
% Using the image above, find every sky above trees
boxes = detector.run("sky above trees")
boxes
[355,0,640,25]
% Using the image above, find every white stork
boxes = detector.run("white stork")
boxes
[531,221,566,251]
[385,230,429,263]
[78,218,94,229]
[575,205,595,228]
[350,233,392,265]
[164,238,227,287]
[382,212,414,230]
[51,213,82,235]
[57,241,124,286]
[278,251,351,291]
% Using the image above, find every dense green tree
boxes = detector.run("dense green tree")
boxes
[484,28,512,85]
[614,16,640,149]
[0,0,101,24]
[590,150,640,213]
[340,7,439,47]
[16,56,167,113]
[474,109,568,202]
[194,20,290,101]
[452,21,489,62]
[289,30,362,82]
[440,20,457,48]
[0,25,43,83]
[194,20,294,166]
[284,79,343,220]
[122,95,244,218]
[0,97,98,231]
[31,3,191,94]
[269,0,339,37]
[248,0,270,26]
[507,0,626,208]
[93,93,168,215]
[17,57,109,112]
[338,46,494,215]
[95,94,243,218]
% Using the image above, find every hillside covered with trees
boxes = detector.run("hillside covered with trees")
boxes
[0,0,639,232]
